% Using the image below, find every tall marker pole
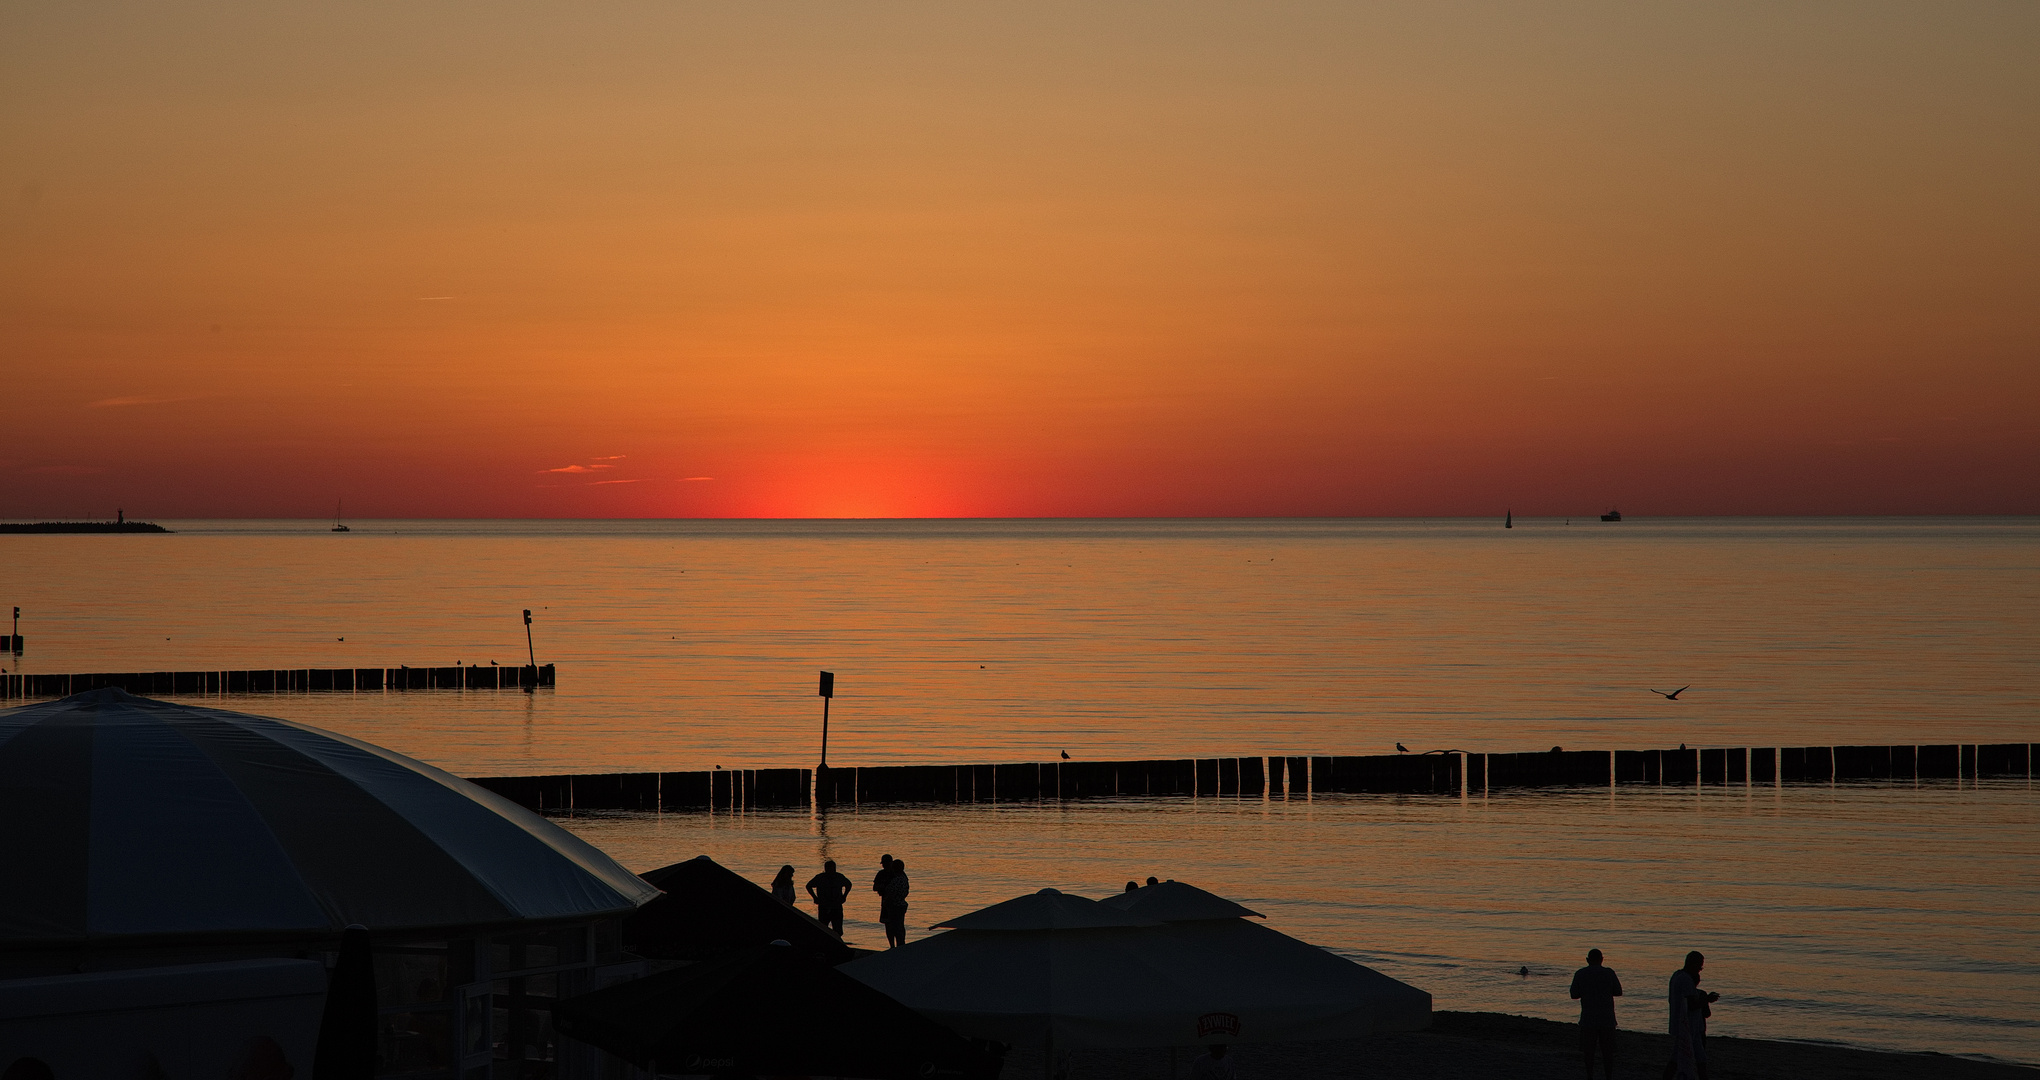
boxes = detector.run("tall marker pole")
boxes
[522,610,537,692]
[818,670,835,769]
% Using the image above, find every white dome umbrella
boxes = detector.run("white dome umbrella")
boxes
[840,889,1196,1054]
[842,883,1431,1071]
[1099,880,1431,1038]
[0,689,659,951]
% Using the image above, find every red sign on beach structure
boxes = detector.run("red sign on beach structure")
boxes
[1196,1013,1241,1038]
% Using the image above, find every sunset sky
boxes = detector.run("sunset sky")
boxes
[3,1,2035,518]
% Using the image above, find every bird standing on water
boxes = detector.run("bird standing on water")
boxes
[1649,685,1691,700]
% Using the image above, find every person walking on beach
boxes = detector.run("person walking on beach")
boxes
[1569,948,1622,1079]
[805,860,851,935]
[881,857,911,948]
[1663,951,1719,1080]
[770,864,797,905]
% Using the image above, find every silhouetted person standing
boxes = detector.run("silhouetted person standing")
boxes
[1664,951,1719,1080]
[1570,948,1623,1079]
[806,860,851,935]
[882,857,911,948]
[770,864,797,905]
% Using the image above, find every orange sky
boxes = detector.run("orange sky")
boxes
[3,1,2036,518]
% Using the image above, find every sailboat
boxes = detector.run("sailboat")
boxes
[1504,510,1512,529]
[332,500,351,533]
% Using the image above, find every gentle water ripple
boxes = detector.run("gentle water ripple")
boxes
[7,518,2036,1061]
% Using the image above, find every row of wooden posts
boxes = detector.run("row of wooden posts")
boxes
[0,665,555,699]
[466,742,2036,813]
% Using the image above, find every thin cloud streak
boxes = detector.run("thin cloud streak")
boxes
[86,394,210,409]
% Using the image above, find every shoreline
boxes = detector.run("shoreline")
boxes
[993,1011,2037,1079]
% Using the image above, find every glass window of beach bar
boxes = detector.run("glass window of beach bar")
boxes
[373,918,640,1080]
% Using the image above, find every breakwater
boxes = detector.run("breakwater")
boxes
[466,741,2036,813]
[0,664,554,700]
[0,520,170,533]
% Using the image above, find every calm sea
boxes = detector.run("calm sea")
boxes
[5,518,2037,1061]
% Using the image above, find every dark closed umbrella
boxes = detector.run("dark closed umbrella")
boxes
[313,924,376,1080]
[555,942,1003,1079]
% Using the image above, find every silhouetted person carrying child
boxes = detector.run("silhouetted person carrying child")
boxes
[872,854,900,931]
[1663,951,1719,1080]
[873,854,898,903]
[882,857,911,947]
[770,864,797,905]
[1570,948,1622,1079]
[1689,967,1716,1077]
[806,860,851,935]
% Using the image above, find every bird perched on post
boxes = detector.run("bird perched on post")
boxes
[1396,743,1409,754]
[1060,750,1070,760]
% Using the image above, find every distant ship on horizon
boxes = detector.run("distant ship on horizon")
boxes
[332,500,351,533]
[1600,509,1622,522]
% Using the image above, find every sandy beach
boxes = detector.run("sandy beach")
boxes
[999,1011,2037,1080]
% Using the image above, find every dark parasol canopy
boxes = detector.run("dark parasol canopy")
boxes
[554,941,1004,1079]
[625,855,853,964]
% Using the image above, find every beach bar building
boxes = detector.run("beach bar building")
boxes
[0,689,660,1079]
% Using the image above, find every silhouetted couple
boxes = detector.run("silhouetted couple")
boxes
[1664,951,1719,1080]
[873,853,910,948]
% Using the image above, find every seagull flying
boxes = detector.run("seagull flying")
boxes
[1649,685,1691,700]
